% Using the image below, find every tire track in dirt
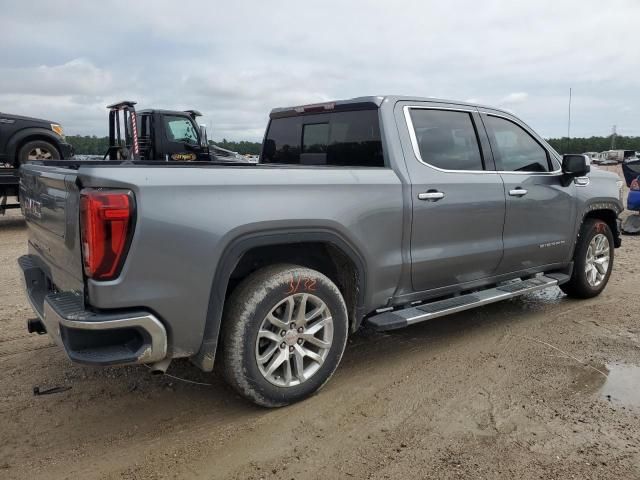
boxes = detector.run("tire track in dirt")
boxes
[0,338,55,358]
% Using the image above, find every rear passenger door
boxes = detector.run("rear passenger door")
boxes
[398,104,506,292]
[481,113,576,273]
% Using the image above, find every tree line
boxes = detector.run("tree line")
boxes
[66,135,263,155]
[67,135,640,156]
[547,136,640,155]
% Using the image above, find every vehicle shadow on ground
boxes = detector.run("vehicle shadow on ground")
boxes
[344,287,567,368]
[22,287,571,438]
[0,214,25,229]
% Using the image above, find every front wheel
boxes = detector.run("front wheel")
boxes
[220,264,348,407]
[17,140,61,166]
[560,219,614,298]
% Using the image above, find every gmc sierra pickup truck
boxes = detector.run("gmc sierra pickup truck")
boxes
[18,96,623,407]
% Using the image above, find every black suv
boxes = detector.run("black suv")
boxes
[0,112,74,204]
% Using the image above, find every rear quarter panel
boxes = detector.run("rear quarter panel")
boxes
[78,165,404,357]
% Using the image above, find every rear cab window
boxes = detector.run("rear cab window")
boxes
[406,108,485,171]
[261,108,385,167]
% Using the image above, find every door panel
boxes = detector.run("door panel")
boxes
[410,173,506,290]
[482,113,576,272]
[398,104,506,292]
[498,173,575,272]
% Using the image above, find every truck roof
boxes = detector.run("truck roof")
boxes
[269,95,512,118]
[137,109,202,117]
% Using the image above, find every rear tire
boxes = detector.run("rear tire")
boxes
[17,140,60,166]
[220,264,348,407]
[560,219,614,298]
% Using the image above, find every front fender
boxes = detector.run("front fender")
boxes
[582,200,623,217]
[577,200,623,249]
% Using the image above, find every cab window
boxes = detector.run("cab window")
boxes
[164,116,199,144]
[408,109,485,171]
[486,115,550,172]
[262,109,384,167]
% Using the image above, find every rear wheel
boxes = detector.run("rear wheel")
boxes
[18,140,60,166]
[560,219,614,298]
[220,264,348,407]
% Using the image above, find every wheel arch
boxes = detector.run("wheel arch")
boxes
[191,228,367,372]
[7,128,63,166]
[580,203,622,249]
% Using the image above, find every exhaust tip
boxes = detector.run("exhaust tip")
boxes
[148,358,171,375]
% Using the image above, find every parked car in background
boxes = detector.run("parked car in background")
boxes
[622,155,640,186]
[597,151,618,165]
[602,149,636,163]
[0,112,73,210]
[103,101,251,163]
[583,152,599,164]
[18,95,623,407]
[628,177,640,211]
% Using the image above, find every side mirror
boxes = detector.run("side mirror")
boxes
[199,124,208,148]
[562,154,590,177]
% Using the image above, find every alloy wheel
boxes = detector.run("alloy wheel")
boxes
[27,148,53,160]
[255,293,333,387]
[585,233,610,287]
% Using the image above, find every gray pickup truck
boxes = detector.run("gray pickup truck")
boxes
[18,96,623,407]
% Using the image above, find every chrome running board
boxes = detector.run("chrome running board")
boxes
[365,274,569,331]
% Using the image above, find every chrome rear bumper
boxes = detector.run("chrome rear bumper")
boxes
[19,255,167,366]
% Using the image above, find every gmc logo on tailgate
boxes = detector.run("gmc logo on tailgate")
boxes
[22,197,42,219]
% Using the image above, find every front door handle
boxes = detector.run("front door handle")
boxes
[508,188,528,197]
[418,191,445,201]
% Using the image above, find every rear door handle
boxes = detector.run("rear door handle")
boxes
[418,191,445,201]
[508,188,528,197]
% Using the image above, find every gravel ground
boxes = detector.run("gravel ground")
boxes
[1,174,639,479]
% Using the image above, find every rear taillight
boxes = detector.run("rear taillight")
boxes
[631,178,640,191]
[80,189,135,280]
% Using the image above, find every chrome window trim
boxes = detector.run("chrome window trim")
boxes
[403,105,493,174]
[403,105,562,176]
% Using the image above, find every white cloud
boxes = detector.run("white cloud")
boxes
[500,92,529,105]
[0,0,639,139]
[0,59,114,97]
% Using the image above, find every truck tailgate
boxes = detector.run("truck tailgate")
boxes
[20,164,84,294]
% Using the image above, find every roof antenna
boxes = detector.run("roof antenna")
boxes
[566,87,572,153]
[611,124,617,150]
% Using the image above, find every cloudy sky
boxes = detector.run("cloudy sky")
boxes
[1,0,638,141]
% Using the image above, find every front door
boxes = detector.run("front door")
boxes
[399,104,506,292]
[160,114,207,161]
[482,113,576,273]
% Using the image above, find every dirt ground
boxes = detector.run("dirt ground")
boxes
[1,178,639,480]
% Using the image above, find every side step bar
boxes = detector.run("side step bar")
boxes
[365,273,569,331]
